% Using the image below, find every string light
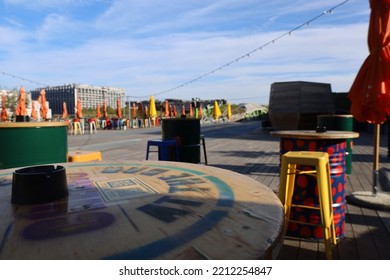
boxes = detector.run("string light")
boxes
[137,0,350,99]
[0,71,49,87]
[2,0,350,99]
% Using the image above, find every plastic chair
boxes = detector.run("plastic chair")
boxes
[72,121,83,135]
[146,139,180,161]
[278,151,336,260]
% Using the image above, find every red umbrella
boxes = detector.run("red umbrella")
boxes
[116,98,122,119]
[103,100,108,119]
[348,0,390,196]
[189,103,193,117]
[96,104,101,118]
[38,89,48,120]
[173,105,177,117]
[138,101,143,118]
[15,86,27,116]
[181,105,186,117]
[76,98,83,119]
[31,101,37,120]
[164,100,169,117]
[1,95,7,122]
[61,102,68,119]
[132,102,137,118]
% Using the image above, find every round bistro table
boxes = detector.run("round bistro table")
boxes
[270,130,359,239]
[0,160,284,260]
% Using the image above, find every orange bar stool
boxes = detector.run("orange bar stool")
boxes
[146,139,180,161]
[278,151,336,260]
[68,151,102,162]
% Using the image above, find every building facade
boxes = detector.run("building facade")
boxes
[31,84,125,116]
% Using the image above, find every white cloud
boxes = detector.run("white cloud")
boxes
[0,0,370,104]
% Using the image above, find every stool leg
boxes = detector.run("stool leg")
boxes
[317,159,336,260]
[201,136,208,165]
[279,159,297,231]
[146,144,150,160]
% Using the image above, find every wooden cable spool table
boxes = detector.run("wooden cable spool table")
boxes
[0,160,284,260]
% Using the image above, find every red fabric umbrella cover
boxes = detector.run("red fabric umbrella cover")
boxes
[16,86,27,116]
[38,89,48,120]
[96,104,101,118]
[116,98,122,119]
[1,95,7,121]
[348,0,390,195]
[349,0,390,124]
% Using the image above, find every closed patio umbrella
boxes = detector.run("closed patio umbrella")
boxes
[1,95,7,122]
[16,86,27,117]
[96,104,101,118]
[213,100,221,120]
[116,98,122,119]
[31,101,37,120]
[103,100,108,119]
[164,100,169,117]
[76,98,83,119]
[347,0,390,209]
[61,102,68,120]
[149,96,157,118]
[38,89,48,120]
[227,102,232,119]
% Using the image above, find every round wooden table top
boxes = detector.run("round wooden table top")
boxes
[270,130,359,140]
[0,121,68,128]
[0,160,284,260]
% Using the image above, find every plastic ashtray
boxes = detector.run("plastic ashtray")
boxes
[11,165,68,205]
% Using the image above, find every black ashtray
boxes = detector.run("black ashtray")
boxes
[316,126,327,133]
[12,165,68,205]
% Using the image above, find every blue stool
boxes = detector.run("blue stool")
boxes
[146,139,180,161]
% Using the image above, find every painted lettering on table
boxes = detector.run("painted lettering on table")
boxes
[22,212,115,240]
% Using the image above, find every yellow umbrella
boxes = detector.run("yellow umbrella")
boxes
[226,102,232,119]
[149,96,157,118]
[213,100,221,120]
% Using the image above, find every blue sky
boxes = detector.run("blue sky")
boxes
[0,0,370,104]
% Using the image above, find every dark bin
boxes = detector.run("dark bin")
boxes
[162,118,201,163]
[0,122,68,169]
[317,114,354,174]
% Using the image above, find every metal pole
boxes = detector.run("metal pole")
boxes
[373,123,380,196]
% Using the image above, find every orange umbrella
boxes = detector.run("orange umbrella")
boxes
[1,95,7,122]
[164,100,169,117]
[103,100,108,119]
[76,98,83,119]
[173,105,177,117]
[116,98,122,119]
[61,102,68,119]
[132,102,137,118]
[348,0,390,196]
[199,104,203,118]
[181,105,186,116]
[189,103,193,117]
[38,89,48,120]
[31,101,37,120]
[16,86,27,116]
[144,105,149,118]
[96,104,101,118]
[138,101,143,118]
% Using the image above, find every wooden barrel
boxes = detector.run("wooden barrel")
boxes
[268,81,335,130]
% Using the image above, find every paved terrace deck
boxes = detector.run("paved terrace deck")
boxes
[68,121,390,260]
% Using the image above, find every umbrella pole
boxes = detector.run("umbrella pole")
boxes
[373,124,380,196]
